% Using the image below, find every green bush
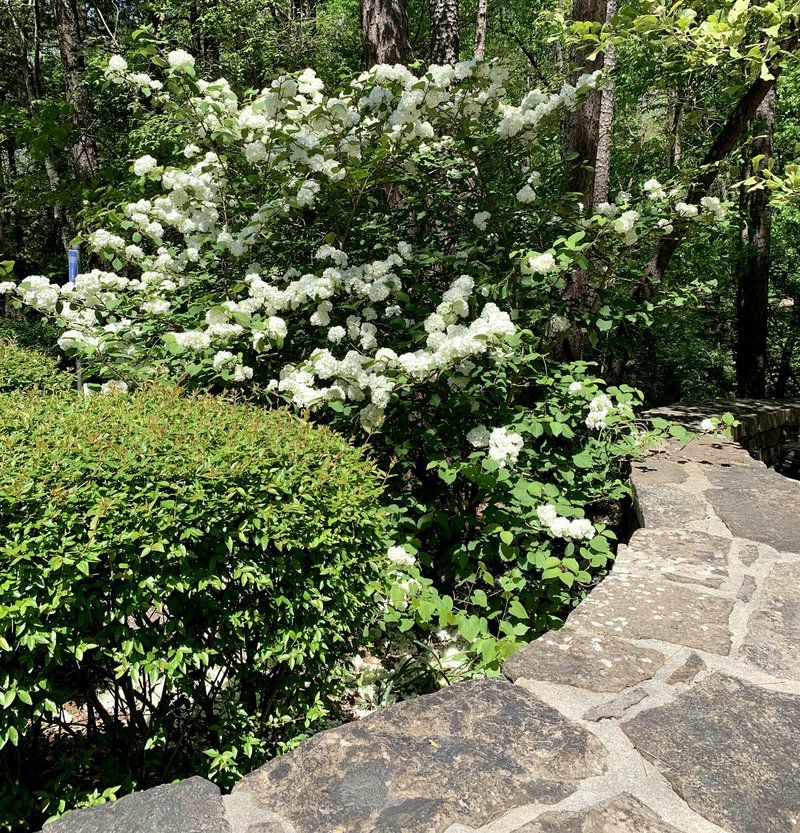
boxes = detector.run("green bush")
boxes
[0,315,61,357]
[0,386,389,831]
[0,338,72,393]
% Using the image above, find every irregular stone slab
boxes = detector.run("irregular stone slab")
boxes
[624,529,731,588]
[223,793,291,833]
[583,687,648,722]
[738,545,759,566]
[511,793,682,832]
[504,629,664,692]
[633,484,707,529]
[568,572,734,655]
[706,478,800,553]
[41,777,229,833]
[622,675,800,833]
[630,459,689,486]
[737,574,757,602]
[667,652,706,685]
[233,680,607,833]
[740,562,800,680]
[668,436,764,468]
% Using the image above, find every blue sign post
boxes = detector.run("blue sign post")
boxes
[68,246,82,391]
[68,246,80,283]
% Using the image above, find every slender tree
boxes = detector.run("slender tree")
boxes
[53,0,98,186]
[474,0,487,59]
[430,0,459,65]
[737,88,776,397]
[592,0,616,206]
[361,0,412,67]
[561,0,607,209]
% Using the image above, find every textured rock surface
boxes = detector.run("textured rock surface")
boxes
[504,628,664,692]
[622,675,800,833]
[633,484,707,528]
[512,794,683,832]
[233,680,607,833]
[41,778,229,833]
[623,529,731,588]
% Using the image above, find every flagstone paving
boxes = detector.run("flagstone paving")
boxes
[43,401,800,833]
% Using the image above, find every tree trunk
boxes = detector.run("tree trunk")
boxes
[430,0,459,65]
[737,88,775,397]
[592,0,616,206]
[561,0,607,209]
[474,0,487,59]
[361,0,413,67]
[54,0,98,185]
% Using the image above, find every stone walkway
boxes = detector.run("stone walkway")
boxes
[45,432,800,833]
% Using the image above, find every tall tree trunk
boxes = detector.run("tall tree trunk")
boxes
[361,0,413,67]
[430,0,459,65]
[737,88,775,398]
[474,0,487,59]
[54,0,98,185]
[561,0,607,209]
[592,0,616,206]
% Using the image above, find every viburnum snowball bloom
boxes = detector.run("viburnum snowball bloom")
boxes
[167,49,195,70]
[568,518,595,540]
[523,252,556,275]
[467,425,490,448]
[537,505,558,526]
[387,545,416,568]
[516,184,537,203]
[568,381,583,394]
[675,201,699,218]
[0,282,15,294]
[537,505,595,540]
[133,155,158,176]
[108,55,128,73]
[100,380,128,395]
[586,394,614,430]
[700,196,726,221]
[643,178,666,200]
[473,211,491,231]
[595,201,618,217]
[488,427,523,467]
[700,418,715,432]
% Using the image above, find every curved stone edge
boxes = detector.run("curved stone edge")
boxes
[38,400,800,833]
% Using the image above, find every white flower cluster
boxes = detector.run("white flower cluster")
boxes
[536,505,595,540]
[586,394,614,430]
[467,425,524,467]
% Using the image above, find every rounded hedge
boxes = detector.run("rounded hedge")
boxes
[0,386,389,830]
[0,338,72,393]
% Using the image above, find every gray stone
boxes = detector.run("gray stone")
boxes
[566,572,734,655]
[41,777,229,833]
[233,680,607,833]
[737,574,757,602]
[223,793,291,833]
[666,652,706,685]
[630,459,689,486]
[622,674,800,833]
[511,793,682,832]
[706,477,800,552]
[504,629,664,693]
[624,529,731,589]
[583,687,649,722]
[740,562,800,680]
[669,435,763,468]
[739,545,760,566]
[633,484,707,529]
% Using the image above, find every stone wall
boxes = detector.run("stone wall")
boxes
[40,405,800,833]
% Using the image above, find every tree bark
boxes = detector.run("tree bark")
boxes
[642,28,799,291]
[561,0,607,210]
[430,0,459,65]
[361,0,413,67]
[737,88,775,397]
[592,0,616,206]
[54,0,98,185]
[474,0,487,59]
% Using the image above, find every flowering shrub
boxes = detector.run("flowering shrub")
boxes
[8,54,729,671]
[0,386,389,830]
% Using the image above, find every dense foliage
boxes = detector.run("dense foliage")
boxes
[0,386,389,828]
[0,339,71,392]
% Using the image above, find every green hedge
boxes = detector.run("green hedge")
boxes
[0,338,72,392]
[0,387,389,830]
